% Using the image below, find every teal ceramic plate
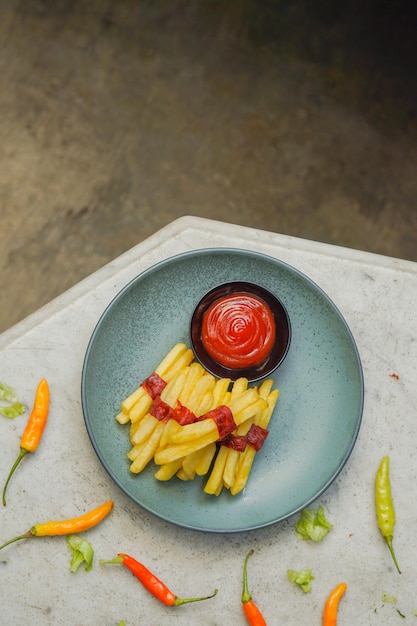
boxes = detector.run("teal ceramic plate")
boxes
[81,248,364,533]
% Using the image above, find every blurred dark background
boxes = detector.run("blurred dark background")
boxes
[1,0,417,332]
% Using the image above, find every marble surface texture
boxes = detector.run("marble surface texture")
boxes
[1,216,416,625]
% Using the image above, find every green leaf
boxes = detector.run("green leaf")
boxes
[67,535,94,572]
[287,568,314,593]
[0,382,26,419]
[0,402,26,419]
[295,506,333,542]
[0,382,17,402]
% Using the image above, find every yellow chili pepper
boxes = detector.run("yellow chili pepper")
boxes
[2,379,50,506]
[323,582,347,626]
[0,500,113,551]
[375,455,401,574]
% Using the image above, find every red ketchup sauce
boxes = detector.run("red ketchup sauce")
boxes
[201,292,276,369]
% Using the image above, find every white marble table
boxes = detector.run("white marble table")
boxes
[1,216,416,625]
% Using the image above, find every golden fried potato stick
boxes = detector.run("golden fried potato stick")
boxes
[130,413,159,447]
[154,458,183,481]
[155,376,231,480]
[116,343,193,423]
[230,388,279,495]
[166,388,261,446]
[204,446,229,495]
[154,431,219,465]
[172,377,233,483]
[128,367,191,473]
[258,378,274,400]
[129,367,188,448]
[212,377,232,407]
[181,448,204,479]
[175,363,203,403]
[155,394,267,466]
[195,442,217,476]
[222,416,256,489]
[128,350,194,425]
[184,373,216,414]
[130,422,165,473]
[206,378,277,493]
[179,440,217,480]
[158,418,181,449]
[125,393,153,425]
[230,377,249,398]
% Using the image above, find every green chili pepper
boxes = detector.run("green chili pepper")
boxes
[375,455,401,574]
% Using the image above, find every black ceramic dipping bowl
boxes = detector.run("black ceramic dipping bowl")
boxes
[190,281,291,382]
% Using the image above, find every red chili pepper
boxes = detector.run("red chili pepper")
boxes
[2,379,50,506]
[242,550,267,626]
[323,582,347,626]
[100,553,218,606]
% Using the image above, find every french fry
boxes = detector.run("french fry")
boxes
[185,373,216,414]
[222,417,256,489]
[204,446,229,495]
[195,442,217,476]
[155,342,190,377]
[130,413,158,446]
[158,418,182,449]
[121,387,147,417]
[166,375,230,480]
[212,377,232,407]
[195,391,214,417]
[230,377,249,399]
[128,367,190,472]
[161,367,188,406]
[167,418,217,445]
[176,468,194,481]
[230,388,279,495]
[154,431,219,465]
[162,346,195,383]
[128,393,153,425]
[130,422,165,473]
[181,442,217,479]
[154,458,183,481]
[116,410,130,425]
[182,448,205,478]
[121,342,188,415]
[167,388,261,446]
[232,396,268,429]
[258,378,274,400]
[178,362,206,406]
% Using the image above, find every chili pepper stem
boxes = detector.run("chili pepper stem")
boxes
[385,536,401,574]
[172,589,218,606]
[241,549,267,626]
[242,549,254,604]
[0,532,31,551]
[2,448,29,506]
[100,556,124,565]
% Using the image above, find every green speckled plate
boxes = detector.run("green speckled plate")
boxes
[81,249,363,532]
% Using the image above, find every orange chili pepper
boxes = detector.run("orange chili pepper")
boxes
[100,553,218,606]
[2,378,50,506]
[0,500,113,551]
[323,582,347,626]
[242,550,267,626]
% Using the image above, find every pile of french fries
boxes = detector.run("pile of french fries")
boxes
[116,343,279,496]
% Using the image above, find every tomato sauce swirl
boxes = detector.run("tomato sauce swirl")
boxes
[201,292,276,369]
